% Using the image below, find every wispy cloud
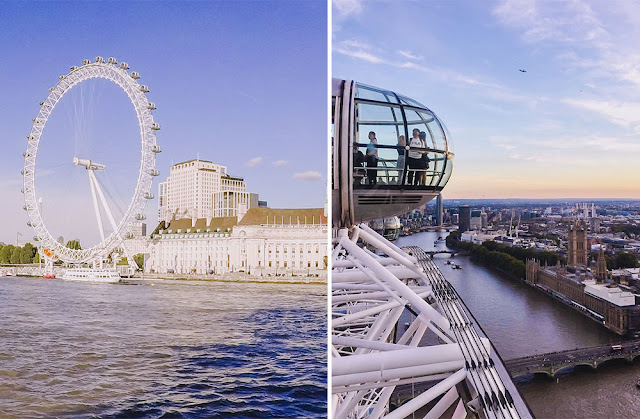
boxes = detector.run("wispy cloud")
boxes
[247,157,263,167]
[238,91,258,104]
[336,38,528,104]
[398,50,423,61]
[293,171,322,181]
[334,39,384,64]
[272,160,288,167]
[333,0,364,18]
[492,0,609,45]
[562,98,640,129]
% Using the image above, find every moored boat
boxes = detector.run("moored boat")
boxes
[62,268,121,283]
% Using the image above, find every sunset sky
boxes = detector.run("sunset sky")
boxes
[333,0,640,199]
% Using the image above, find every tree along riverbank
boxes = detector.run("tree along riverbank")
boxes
[445,231,565,280]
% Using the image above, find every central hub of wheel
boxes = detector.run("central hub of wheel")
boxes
[73,157,106,171]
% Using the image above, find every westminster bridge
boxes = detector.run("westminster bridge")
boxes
[505,340,640,378]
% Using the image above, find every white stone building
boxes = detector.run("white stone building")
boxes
[158,159,255,222]
[145,207,327,276]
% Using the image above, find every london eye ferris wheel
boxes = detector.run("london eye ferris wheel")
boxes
[22,56,162,268]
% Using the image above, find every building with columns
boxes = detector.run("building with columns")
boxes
[145,207,327,276]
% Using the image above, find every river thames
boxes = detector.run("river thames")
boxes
[397,231,640,418]
[0,277,326,417]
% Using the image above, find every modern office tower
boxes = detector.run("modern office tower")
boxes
[435,194,443,226]
[459,205,471,233]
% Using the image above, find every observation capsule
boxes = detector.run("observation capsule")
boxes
[143,192,154,199]
[119,62,129,70]
[82,59,91,65]
[139,85,150,93]
[151,145,162,153]
[332,79,454,227]
[150,122,160,130]
[135,214,147,220]
[107,57,117,64]
[95,56,105,63]
[147,102,156,110]
[149,168,159,176]
[130,72,140,79]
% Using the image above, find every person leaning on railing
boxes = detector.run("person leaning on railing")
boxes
[365,131,379,186]
[406,128,424,185]
[417,131,430,185]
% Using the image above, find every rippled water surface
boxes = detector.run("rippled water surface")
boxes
[0,277,327,417]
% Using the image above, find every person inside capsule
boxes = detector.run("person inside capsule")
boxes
[406,128,423,185]
[365,131,379,186]
[418,131,430,185]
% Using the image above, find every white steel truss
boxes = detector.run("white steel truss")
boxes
[332,223,530,418]
[22,57,161,264]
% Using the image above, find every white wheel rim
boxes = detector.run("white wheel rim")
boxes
[22,59,158,263]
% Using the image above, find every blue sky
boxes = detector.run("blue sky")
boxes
[0,1,327,246]
[333,0,640,200]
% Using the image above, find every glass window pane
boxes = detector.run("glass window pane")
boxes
[397,95,427,108]
[355,83,399,103]
[354,102,406,187]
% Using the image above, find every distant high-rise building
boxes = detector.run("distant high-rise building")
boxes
[470,209,482,231]
[130,222,146,237]
[590,217,601,233]
[459,205,471,233]
[567,221,588,269]
[435,194,443,226]
[481,212,488,229]
[158,159,256,222]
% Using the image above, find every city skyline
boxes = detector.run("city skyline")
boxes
[0,2,327,245]
[333,0,640,200]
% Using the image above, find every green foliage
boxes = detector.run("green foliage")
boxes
[603,252,639,269]
[0,245,13,263]
[33,252,40,263]
[66,240,82,250]
[10,247,21,264]
[611,224,640,237]
[20,243,36,264]
[133,253,145,268]
[615,252,638,269]
[117,257,129,266]
[446,231,564,280]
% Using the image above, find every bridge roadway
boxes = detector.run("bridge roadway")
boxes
[504,340,640,378]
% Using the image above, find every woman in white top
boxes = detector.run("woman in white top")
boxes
[406,128,424,185]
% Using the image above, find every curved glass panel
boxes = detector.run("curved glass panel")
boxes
[397,94,428,109]
[351,82,454,191]
[439,155,454,187]
[355,83,399,104]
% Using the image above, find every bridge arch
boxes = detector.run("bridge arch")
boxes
[595,356,634,368]
[551,363,594,377]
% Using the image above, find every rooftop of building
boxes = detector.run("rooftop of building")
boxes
[171,158,222,168]
[238,207,327,226]
[164,216,238,233]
